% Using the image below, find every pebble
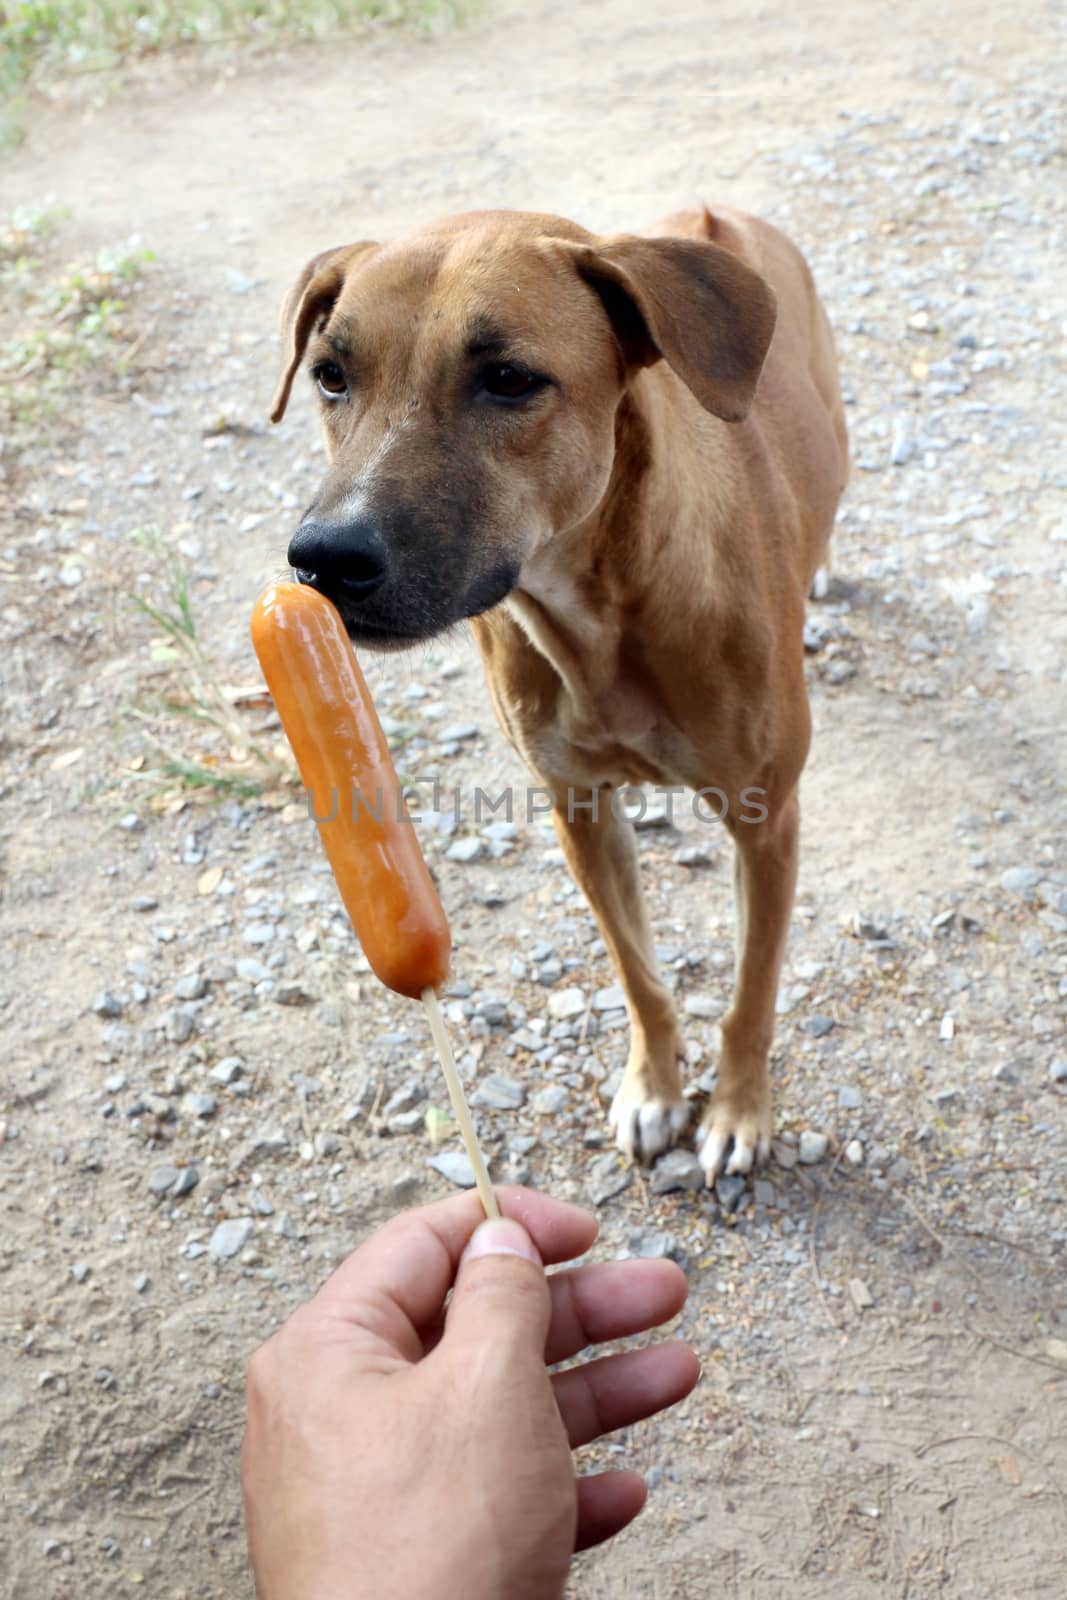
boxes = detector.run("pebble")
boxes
[628,1229,682,1260]
[173,973,208,1001]
[472,1075,527,1110]
[803,1014,835,1038]
[753,1178,777,1207]
[837,1085,862,1111]
[172,1166,199,1197]
[715,1174,748,1213]
[92,990,124,1018]
[674,845,713,868]
[798,1130,829,1164]
[590,1162,633,1206]
[650,1148,705,1194]
[428,1150,477,1188]
[547,987,586,1020]
[445,837,484,863]
[683,994,716,1019]
[314,1132,342,1157]
[249,1188,274,1216]
[1000,866,1044,893]
[844,1139,865,1166]
[274,982,315,1006]
[593,985,626,1012]
[147,1164,179,1195]
[183,1093,217,1118]
[243,921,275,945]
[133,1273,150,1294]
[209,1218,252,1260]
[537,960,564,985]
[70,1262,91,1283]
[164,1006,197,1044]
[531,1083,570,1115]
[849,1278,875,1312]
[209,1057,244,1085]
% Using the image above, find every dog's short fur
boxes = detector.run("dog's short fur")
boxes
[271,204,848,1181]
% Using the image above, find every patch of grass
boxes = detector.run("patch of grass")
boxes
[2,1,468,89]
[126,528,288,803]
[0,209,154,431]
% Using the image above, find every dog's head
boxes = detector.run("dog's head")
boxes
[271,210,776,647]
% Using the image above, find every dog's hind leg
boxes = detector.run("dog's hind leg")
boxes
[550,785,689,1163]
[697,791,800,1183]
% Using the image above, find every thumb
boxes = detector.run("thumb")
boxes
[444,1218,551,1365]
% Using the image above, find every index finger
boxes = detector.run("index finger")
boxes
[309,1186,598,1361]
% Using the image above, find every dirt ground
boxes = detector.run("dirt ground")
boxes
[2,0,1066,1595]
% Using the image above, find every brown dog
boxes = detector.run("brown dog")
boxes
[270,204,848,1183]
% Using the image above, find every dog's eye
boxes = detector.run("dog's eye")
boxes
[313,361,347,399]
[481,364,543,401]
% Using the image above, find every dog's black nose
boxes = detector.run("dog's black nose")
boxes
[287,519,389,602]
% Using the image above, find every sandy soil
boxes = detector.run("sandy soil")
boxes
[1,1,1066,1596]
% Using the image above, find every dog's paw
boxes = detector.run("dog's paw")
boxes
[697,1093,772,1183]
[610,1083,690,1164]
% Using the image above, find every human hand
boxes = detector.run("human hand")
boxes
[242,1186,699,1600]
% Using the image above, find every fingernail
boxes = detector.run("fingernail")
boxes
[462,1218,543,1267]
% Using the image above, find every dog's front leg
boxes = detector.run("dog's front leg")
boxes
[550,786,689,1162]
[697,791,800,1182]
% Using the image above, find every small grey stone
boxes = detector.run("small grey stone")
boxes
[147,1164,179,1196]
[473,1075,527,1111]
[183,1093,217,1119]
[172,1166,199,1198]
[249,1188,275,1216]
[715,1174,748,1213]
[314,1132,342,1157]
[837,1084,862,1110]
[445,836,484,863]
[1000,867,1044,893]
[803,1014,835,1038]
[275,1210,299,1239]
[243,921,276,946]
[532,1083,569,1115]
[593,985,626,1012]
[236,958,271,983]
[591,1166,633,1206]
[650,1148,705,1195]
[163,1007,197,1045]
[119,812,144,833]
[428,1150,477,1189]
[752,1178,777,1207]
[70,1262,91,1283]
[173,973,208,1001]
[209,1218,252,1260]
[1050,1058,1067,1085]
[683,994,716,1019]
[130,895,158,912]
[388,1108,425,1134]
[383,1080,426,1118]
[439,723,480,742]
[548,987,586,1020]
[536,960,564,986]
[844,1138,864,1166]
[92,991,124,1018]
[629,1229,682,1260]
[133,1273,150,1294]
[772,1139,798,1170]
[104,1072,127,1094]
[674,845,713,868]
[274,982,315,1007]
[798,1130,829,1165]
[209,1057,244,1085]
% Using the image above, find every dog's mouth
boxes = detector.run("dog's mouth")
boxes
[297,555,520,653]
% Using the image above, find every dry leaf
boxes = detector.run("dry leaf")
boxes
[197,865,223,896]
[127,753,146,772]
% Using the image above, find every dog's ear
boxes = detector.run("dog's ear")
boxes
[566,235,777,423]
[270,241,378,423]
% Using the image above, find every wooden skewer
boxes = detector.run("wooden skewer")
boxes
[422,987,500,1220]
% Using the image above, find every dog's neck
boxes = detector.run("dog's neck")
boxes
[506,370,733,742]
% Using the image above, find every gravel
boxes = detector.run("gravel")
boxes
[428,1150,477,1188]
[209,1219,253,1260]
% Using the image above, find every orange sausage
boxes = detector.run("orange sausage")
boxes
[250,581,451,1000]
